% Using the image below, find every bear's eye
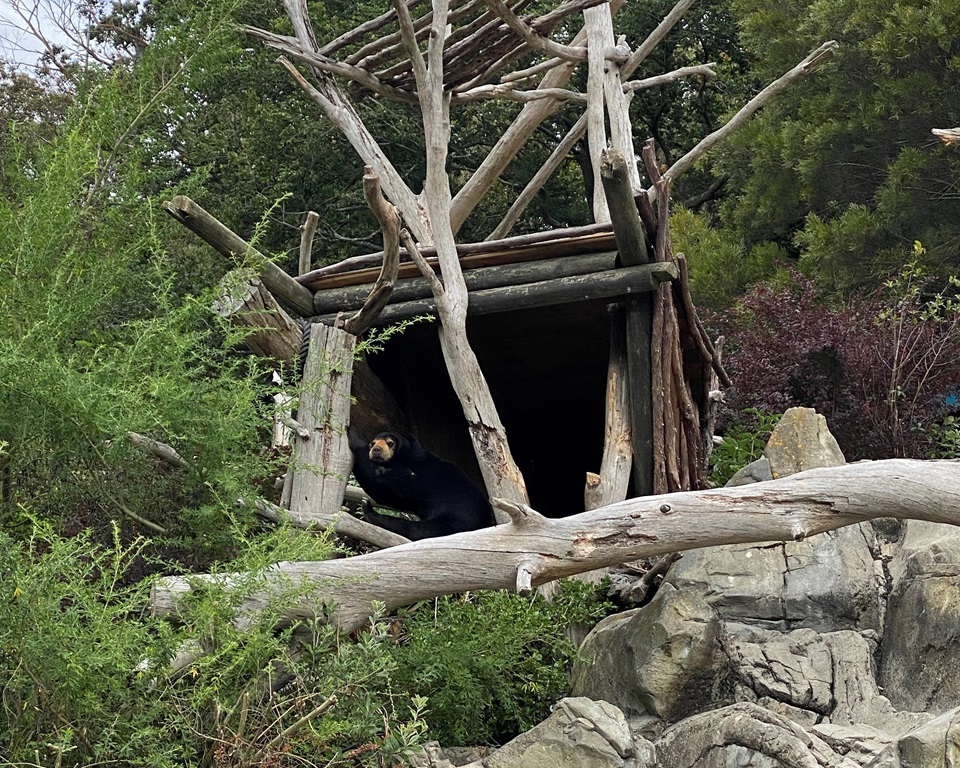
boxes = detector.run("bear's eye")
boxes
[385,438,396,448]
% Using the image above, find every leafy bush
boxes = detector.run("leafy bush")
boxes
[720,252,960,459]
[386,581,613,746]
[0,523,427,767]
[672,206,784,309]
[709,409,781,485]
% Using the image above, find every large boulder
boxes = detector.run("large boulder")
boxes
[570,583,733,721]
[483,697,650,768]
[881,524,960,713]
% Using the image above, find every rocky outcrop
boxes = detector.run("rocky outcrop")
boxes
[570,584,734,721]
[411,408,960,768]
[484,697,647,768]
[881,522,960,714]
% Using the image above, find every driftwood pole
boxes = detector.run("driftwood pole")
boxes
[601,149,655,496]
[152,459,960,632]
[285,324,355,522]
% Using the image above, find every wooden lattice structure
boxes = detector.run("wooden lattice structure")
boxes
[165,0,835,541]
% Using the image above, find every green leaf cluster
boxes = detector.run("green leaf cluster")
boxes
[709,409,782,486]
[0,523,427,767]
[386,581,614,746]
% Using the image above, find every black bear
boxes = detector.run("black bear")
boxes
[350,430,492,540]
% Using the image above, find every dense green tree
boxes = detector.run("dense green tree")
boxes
[713,0,960,295]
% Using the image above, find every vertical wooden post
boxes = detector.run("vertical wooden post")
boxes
[287,324,356,522]
[601,149,654,496]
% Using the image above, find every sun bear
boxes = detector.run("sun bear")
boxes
[349,430,492,540]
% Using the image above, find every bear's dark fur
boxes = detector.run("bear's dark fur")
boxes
[350,430,492,540]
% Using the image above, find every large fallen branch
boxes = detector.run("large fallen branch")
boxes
[152,459,960,632]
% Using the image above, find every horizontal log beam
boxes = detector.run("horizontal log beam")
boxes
[297,222,616,288]
[312,262,678,326]
[151,459,960,633]
[312,251,616,314]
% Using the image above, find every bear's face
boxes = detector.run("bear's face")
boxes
[368,433,401,464]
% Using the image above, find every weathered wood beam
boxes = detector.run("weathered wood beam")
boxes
[248,27,419,103]
[313,262,677,326]
[298,211,319,276]
[152,459,960,633]
[251,494,411,550]
[319,0,421,56]
[287,324,355,522]
[601,149,650,263]
[162,195,315,317]
[213,272,303,363]
[299,222,614,285]
[312,251,616,313]
[584,314,632,510]
[479,0,587,61]
[601,148,654,496]
[342,169,401,336]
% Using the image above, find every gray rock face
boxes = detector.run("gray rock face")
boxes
[664,525,880,632]
[881,527,960,713]
[570,583,734,721]
[455,408,960,768]
[483,697,645,768]
[725,457,773,487]
[897,707,960,768]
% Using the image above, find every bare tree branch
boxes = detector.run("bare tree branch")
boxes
[152,459,960,633]
[661,40,838,190]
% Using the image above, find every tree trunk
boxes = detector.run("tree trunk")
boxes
[152,459,960,633]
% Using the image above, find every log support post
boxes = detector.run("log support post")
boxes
[601,148,654,497]
[287,324,356,522]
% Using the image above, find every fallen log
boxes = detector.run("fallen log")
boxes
[152,459,960,633]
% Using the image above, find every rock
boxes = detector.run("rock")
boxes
[811,723,895,767]
[763,407,846,478]
[880,530,960,713]
[570,583,733,721]
[404,742,489,767]
[483,697,643,768]
[726,457,773,486]
[664,526,880,632]
[897,707,960,768]
[726,624,930,737]
[654,702,860,768]
[665,407,879,632]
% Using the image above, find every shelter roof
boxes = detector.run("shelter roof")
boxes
[247,0,604,101]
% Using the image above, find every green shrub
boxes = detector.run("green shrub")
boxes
[710,409,781,486]
[0,522,428,767]
[386,580,613,746]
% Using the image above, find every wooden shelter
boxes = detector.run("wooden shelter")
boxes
[300,222,682,516]
[166,0,835,542]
